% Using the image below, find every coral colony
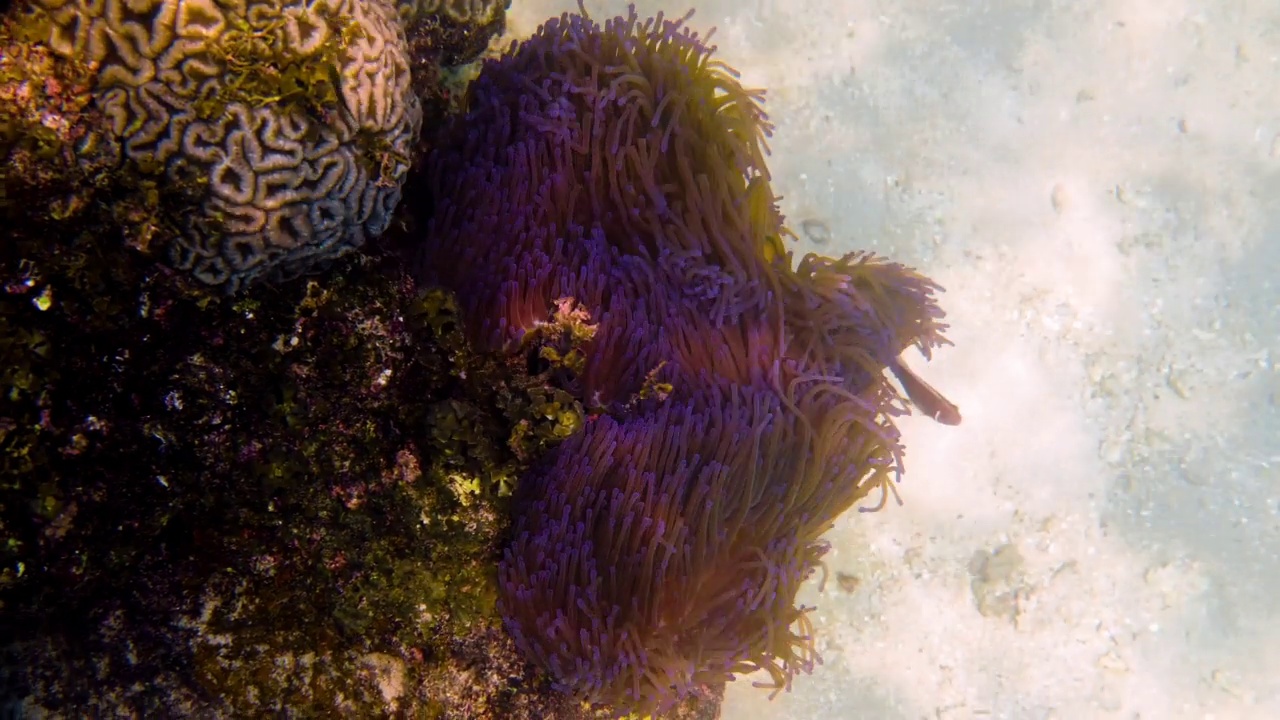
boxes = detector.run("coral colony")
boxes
[24,0,423,291]
[422,6,959,716]
[0,0,957,717]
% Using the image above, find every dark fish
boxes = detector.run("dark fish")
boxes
[890,358,962,425]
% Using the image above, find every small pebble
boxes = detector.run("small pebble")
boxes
[800,218,832,244]
[835,571,860,593]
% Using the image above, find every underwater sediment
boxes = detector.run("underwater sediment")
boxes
[0,0,955,717]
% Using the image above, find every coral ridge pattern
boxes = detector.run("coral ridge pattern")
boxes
[26,0,423,291]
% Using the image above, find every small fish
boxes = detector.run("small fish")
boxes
[889,358,962,425]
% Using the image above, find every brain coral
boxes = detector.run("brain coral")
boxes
[418,3,957,716]
[24,0,422,291]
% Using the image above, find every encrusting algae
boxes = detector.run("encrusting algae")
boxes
[0,0,956,718]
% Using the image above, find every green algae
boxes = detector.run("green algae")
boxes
[192,6,355,124]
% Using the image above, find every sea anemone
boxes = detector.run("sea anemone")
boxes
[416,2,958,716]
[417,3,792,409]
[498,380,899,715]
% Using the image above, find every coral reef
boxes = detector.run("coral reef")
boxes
[417,5,957,716]
[0,16,120,223]
[0,0,953,717]
[0,1,597,715]
[11,0,422,292]
[0,217,610,716]
[401,0,509,26]
[397,0,510,142]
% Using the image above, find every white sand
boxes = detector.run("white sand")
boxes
[504,2,1280,717]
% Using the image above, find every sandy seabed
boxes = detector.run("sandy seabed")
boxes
[505,2,1280,718]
